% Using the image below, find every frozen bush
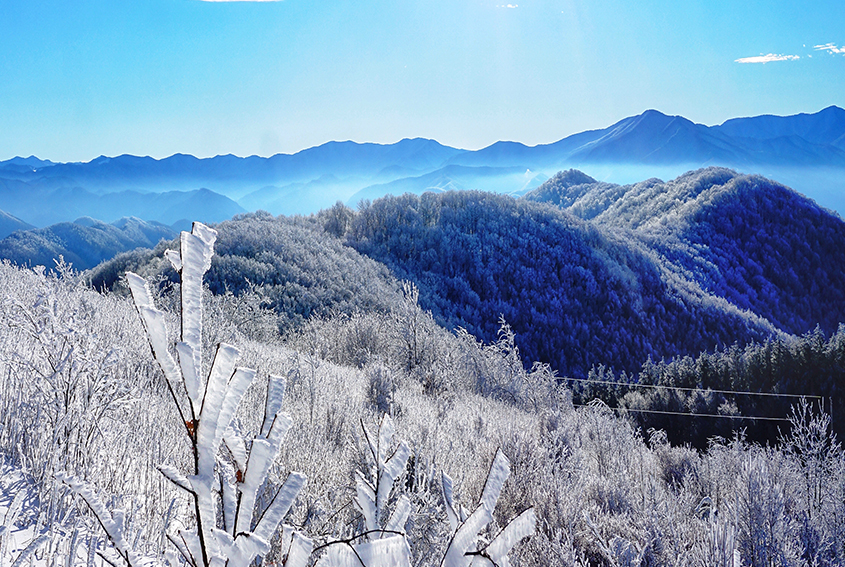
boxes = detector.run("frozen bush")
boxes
[53,223,535,567]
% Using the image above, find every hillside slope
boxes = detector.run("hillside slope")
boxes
[526,167,845,336]
[0,209,34,239]
[344,190,776,377]
[89,212,404,332]
[0,217,176,271]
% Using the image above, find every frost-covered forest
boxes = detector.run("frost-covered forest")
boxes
[2,167,845,566]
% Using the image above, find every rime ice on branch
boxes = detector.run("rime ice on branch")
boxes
[63,222,311,567]
[128,222,309,567]
[60,221,534,567]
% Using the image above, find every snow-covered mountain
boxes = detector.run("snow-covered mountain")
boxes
[446,105,845,168]
[0,216,177,271]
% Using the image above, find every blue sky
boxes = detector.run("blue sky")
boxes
[1,0,843,162]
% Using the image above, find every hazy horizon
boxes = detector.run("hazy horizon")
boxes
[3,105,844,165]
[2,0,844,163]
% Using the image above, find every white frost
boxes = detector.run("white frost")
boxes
[482,508,536,567]
[479,449,510,514]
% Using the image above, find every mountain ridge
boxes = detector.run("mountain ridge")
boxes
[714,105,845,148]
[0,216,177,271]
[4,107,842,174]
[2,107,845,223]
[525,167,845,337]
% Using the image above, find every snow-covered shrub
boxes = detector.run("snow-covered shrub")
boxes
[54,222,534,567]
[647,428,701,490]
[289,286,461,395]
[689,503,740,567]
[734,450,802,567]
[454,318,559,410]
[780,399,845,566]
[298,311,393,369]
[0,263,135,484]
[0,259,181,552]
[60,223,310,567]
[365,361,397,415]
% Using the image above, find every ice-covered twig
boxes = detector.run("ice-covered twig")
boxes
[126,223,307,567]
[468,508,537,567]
[355,416,411,536]
[282,530,315,567]
[440,449,534,567]
[313,534,412,567]
[56,473,149,567]
[10,533,50,567]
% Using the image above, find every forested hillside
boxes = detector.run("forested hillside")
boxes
[573,327,845,444]
[342,190,775,378]
[526,167,845,336]
[90,211,403,333]
[0,216,176,271]
[88,168,845,386]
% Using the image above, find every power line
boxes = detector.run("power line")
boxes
[568,379,826,421]
[572,403,791,422]
[565,377,823,402]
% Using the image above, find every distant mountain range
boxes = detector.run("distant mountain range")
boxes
[0,176,244,228]
[1,106,844,230]
[0,217,176,271]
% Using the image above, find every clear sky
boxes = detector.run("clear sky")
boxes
[1,0,843,162]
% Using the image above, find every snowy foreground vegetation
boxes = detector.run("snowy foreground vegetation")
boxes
[1,217,844,567]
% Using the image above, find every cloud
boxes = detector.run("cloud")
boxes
[735,53,800,64]
[814,43,845,54]
[496,4,518,7]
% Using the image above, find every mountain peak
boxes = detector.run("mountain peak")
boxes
[548,169,598,188]
[819,105,845,115]
[602,109,696,138]
[635,109,694,126]
[0,156,56,168]
[522,169,604,208]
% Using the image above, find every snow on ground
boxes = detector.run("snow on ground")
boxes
[0,458,40,563]
[0,457,108,566]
